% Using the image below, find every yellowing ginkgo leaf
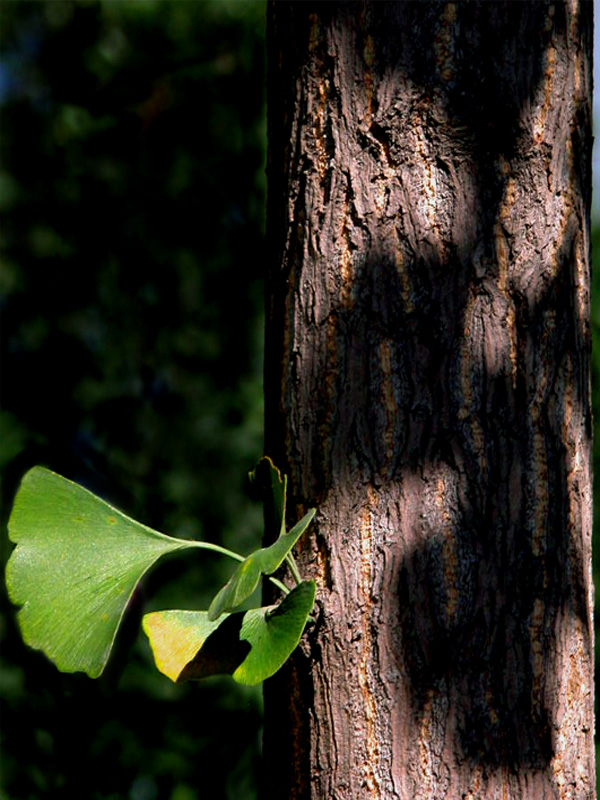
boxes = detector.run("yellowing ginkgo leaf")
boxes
[144,580,316,686]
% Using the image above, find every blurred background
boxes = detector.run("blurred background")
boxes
[0,2,267,798]
[1,2,600,799]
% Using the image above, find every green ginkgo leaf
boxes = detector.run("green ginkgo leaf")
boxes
[143,580,316,686]
[207,508,316,621]
[251,456,286,535]
[6,467,197,677]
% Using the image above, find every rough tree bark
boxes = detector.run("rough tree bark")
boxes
[263,2,594,798]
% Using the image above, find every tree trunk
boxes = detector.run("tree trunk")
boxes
[263,2,594,798]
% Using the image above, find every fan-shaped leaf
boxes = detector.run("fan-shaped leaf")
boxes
[207,508,316,621]
[144,580,316,686]
[6,467,194,677]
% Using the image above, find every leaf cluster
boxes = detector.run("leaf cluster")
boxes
[6,458,316,686]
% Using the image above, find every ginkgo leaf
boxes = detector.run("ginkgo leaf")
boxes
[6,467,196,678]
[207,508,316,621]
[143,580,316,686]
[248,456,286,535]
[253,456,287,536]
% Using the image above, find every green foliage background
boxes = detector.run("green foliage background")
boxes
[1,1,267,798]
[1,2,599,798]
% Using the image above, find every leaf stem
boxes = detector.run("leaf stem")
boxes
[268,576,290,595]
[285,553,303,586]
[185,539,246,562]
[181,540,290,596]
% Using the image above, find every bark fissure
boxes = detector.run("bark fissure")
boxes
[264,2,594,798]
